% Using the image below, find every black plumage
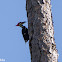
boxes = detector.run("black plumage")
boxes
[22,26,29,42]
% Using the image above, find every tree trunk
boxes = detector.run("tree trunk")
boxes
[26,0,58,62]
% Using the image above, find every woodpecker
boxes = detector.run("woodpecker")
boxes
[16,22,29,43]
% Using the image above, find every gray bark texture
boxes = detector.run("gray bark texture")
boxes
[26,0,58,62]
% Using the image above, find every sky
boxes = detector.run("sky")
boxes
[0,0,62,62]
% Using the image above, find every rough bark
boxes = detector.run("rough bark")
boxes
[26,0,58,62]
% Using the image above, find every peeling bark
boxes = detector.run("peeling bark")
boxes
[26,0,58,62]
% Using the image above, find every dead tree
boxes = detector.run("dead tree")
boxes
[26,0,58,62]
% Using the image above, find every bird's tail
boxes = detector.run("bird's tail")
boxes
[25,40,28,43]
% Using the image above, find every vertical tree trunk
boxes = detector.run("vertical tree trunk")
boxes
[26,0,58,62]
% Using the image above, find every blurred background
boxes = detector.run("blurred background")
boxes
[0,0,62,62]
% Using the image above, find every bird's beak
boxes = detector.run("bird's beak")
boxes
[16,23,19,26]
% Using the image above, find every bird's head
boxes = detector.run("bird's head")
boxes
[16,21,26,27]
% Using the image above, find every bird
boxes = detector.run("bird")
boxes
[16,21,29,43]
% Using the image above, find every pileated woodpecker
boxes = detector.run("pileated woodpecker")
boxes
[16,22,29,43]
